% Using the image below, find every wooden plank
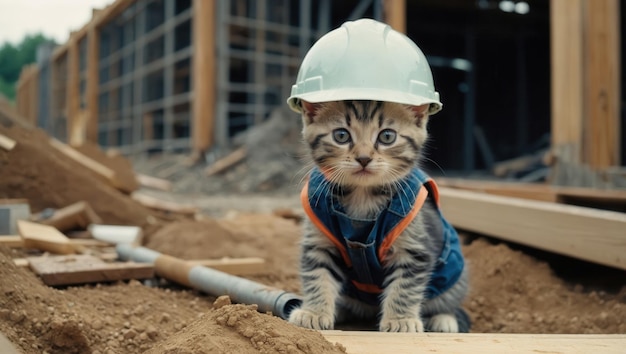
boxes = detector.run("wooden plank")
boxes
[205,147,247,176]
[436,178,626,210]
[550,0,584,166]
[27,254,154,286]
[131,193,198,215]
[583,0,621,168]
[187,257,266,275]
[17,220,75,255]
[0,133,16,151]
[438,187,626,270]
[0,236,24,248]
[39,201,102,232]
[383,0,406,33]
[135,173,173,192]
[321,331,626,354]
[50,138,120,187]
[192,0,217,153]
[0,332,20,354]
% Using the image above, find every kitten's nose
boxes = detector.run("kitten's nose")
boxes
[355,156,372,167]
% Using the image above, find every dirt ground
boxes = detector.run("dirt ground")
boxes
[1,113,625,353]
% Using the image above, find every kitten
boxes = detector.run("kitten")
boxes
[289,100,469,333]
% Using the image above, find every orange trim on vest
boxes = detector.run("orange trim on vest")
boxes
[352,279,383,294]
[301,181,353,267]
[378,185,429,263]
[425,179,440,207]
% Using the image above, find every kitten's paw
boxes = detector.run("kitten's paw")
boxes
[288,308,334,330]
[379,317,424,332]
[428,314,459,333]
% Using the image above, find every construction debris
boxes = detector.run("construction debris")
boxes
[17,220,76,255]
[0,133,15,151]
[26,254,154,286]
[0,199,30,234]
[37,201,102,232]
[135,173,173,192]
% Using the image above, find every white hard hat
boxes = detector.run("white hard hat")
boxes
[287,18,442,115]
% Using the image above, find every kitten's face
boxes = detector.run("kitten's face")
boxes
[301,100,429,187]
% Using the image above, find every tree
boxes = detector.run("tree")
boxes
[0,33,56,100]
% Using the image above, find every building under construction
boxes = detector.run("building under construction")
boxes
[14,0,625,181]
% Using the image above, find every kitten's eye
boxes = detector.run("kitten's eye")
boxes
[333,128,351,144]
[377,129,397,145]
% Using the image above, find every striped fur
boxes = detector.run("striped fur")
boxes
[290,100,468,333]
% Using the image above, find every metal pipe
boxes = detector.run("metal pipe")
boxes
[116,244,302,320]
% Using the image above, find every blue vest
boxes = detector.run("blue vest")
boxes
[301,168,464,306]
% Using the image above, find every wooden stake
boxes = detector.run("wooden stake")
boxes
[135,173,173,192]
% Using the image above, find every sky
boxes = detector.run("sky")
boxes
[0,0,114,46]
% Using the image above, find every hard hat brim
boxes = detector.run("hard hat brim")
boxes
[287,88,442,115]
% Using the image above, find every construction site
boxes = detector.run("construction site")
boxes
[1,0,625,353]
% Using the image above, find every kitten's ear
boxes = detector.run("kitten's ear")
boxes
[301,100,321,123]
[409,104,430,127]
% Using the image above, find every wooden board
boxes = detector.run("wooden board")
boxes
[40,201,102,232]
[0,332,20,354]
[131,193,198,215]
[438,187,626,270]
[135,173,173,192]
[0,235,24,248]
[27,254,154,286]
[205,147,247,176]
[17,220,75,254]
[436,178,626,210]
[321,331,626,354]
[0,133,16,151]
[187,257,266,275]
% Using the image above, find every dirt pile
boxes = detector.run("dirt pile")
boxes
[146,299,345,354]
[0,115,152,226]
[464,238,626,333]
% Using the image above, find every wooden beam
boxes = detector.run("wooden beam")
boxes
[583,0,621,168]
[320,331,626,354]
[39,201,102,232]
[192,0,217,153]
[27,254,154,286]
[550,0,584,165]
[135,173,173,192]
[438,187,626,270]
[131,193,198,215]
[17,220,76,255]
[85,26,100,143]
[205,147,247,176]
[66,37,80,144]
[383,0,406,33]
[436,178,626,208]
[0,236,25,248]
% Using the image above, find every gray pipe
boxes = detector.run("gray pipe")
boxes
[116,244,301,319]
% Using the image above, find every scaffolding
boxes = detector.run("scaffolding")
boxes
[14,0,389,156]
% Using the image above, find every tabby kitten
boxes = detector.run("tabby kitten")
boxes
[289,100,469,333]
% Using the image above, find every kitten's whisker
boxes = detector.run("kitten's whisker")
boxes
[422,157,446,176]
